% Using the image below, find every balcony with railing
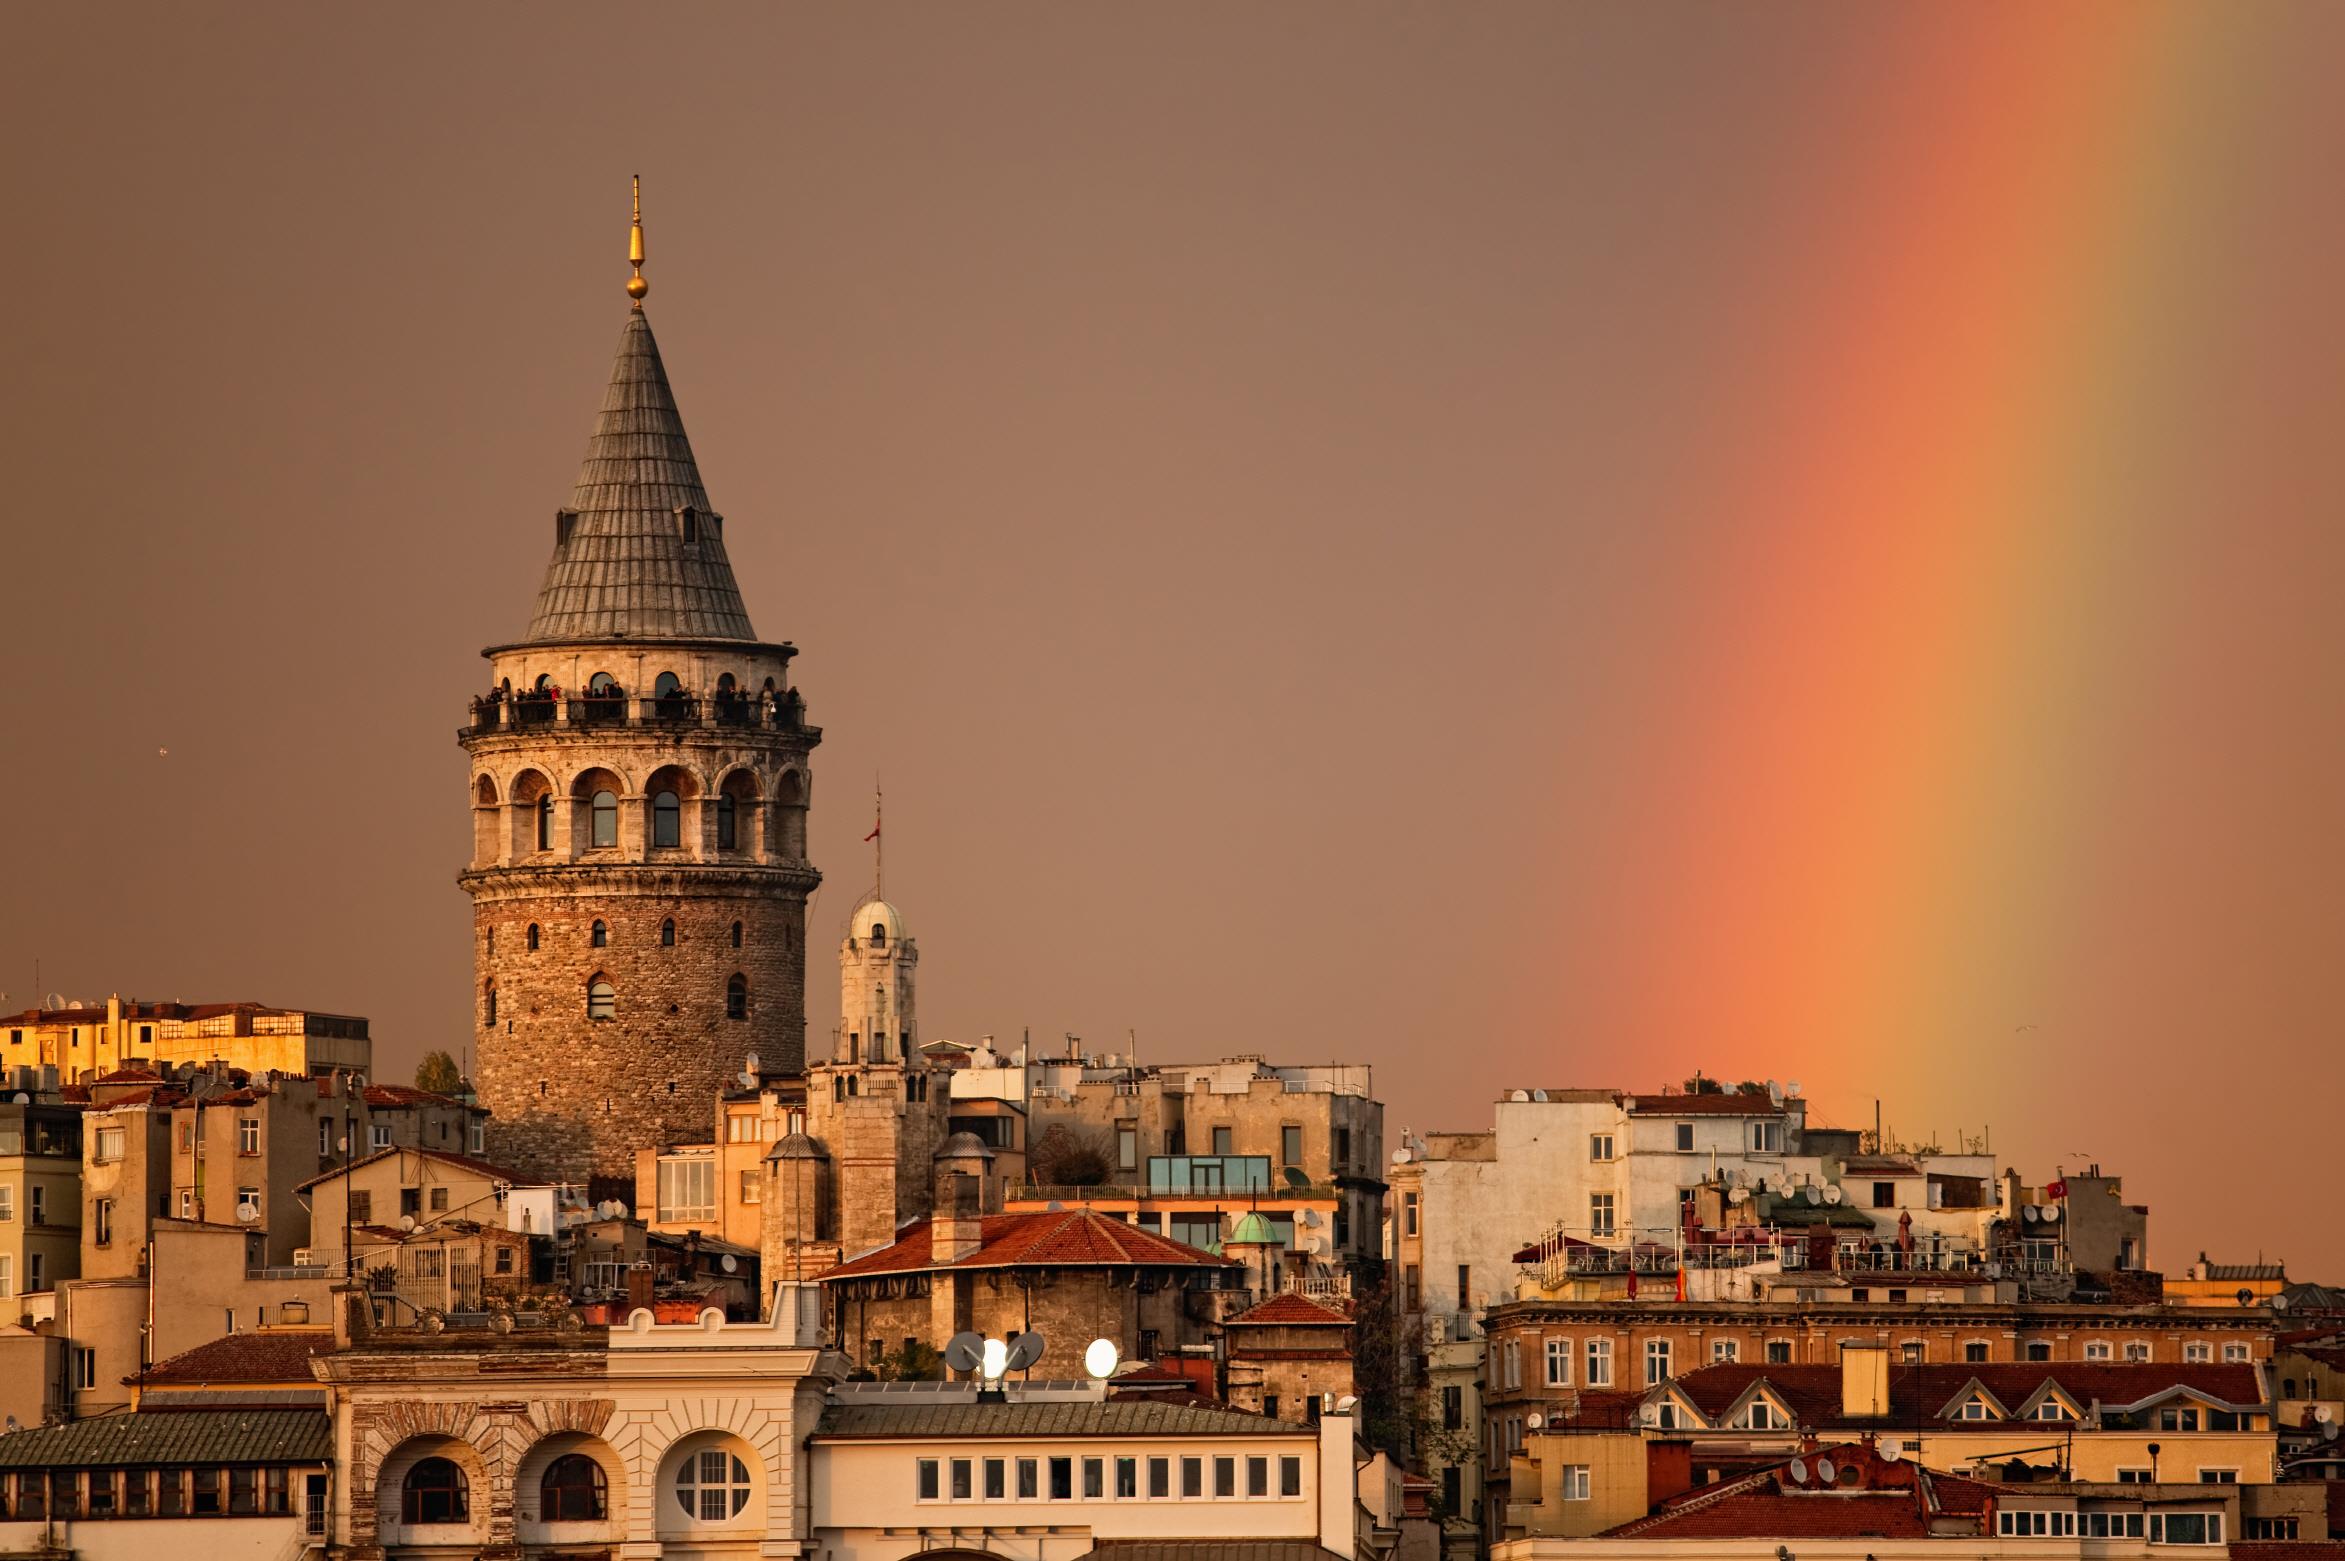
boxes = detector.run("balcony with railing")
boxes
[464,686,813,737]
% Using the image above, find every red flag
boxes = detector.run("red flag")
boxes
[2046,1178,2068,1201]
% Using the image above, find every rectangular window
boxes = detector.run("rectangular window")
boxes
[1587,1337,1613,1386]
[1563,1464,1591,1501]
[1589,1192,1615,1237]
[1048,1457,1074,1501]
[1458,1264,1472,1308]
[2247,1518,2302,1540]
[191,1469,222,1515]
[1334,1125,1351,1166]
[917,1459,939,1500]
[1119,1124,1139,1170]
[2027,1340,2053,1360]
[370,1123,392,1152]
[2116,1468,2152,1484]
[305,1474,328,1535]
[429,1186,449,1212]
[72,1346,96,1390]
[95,1126,125,1162]
[2160,1407,2202,1431]
[656,1156,717,1221]
[1181,1456,1202,1497]
[984,1458,1005,1499]
[1281,1456,1303,1497]
[1148,1457,1170,1498]
[264,1467,289,1515]
[1749,1120,1782,1152]
[0,1185,11,1221]
[1247,1456,1269,1497]
[1403,1192,1419,1238]
[1015,1457,1038,1498]
[229,1467,258,1514]
[1214,1457,1236,1497]
[1674,1122,1694,1152]
[1443,1384,1464,1428]
[123,1469,150,1516]
[348,1189,372,1224]
[1966,1341,1990,1362]
[2223,1342,2250,1363]
[94,1198,113,1246]
[2085,1340,2112,1360]
[1282,1124,1304,1164]
[2127,1341,2152,1362]
[1083,1457,1104,1499]
[1711,1339,1739,1363]
[950,1459,972,1500]
[238,1118,260,1154]
[1645,1338,1671,1385]
[1211,1126,1233,1155]
[1116,1457,1138,1499]
[30,1186,44,1224]
[1767,1339,1792,1363]
[156,1470,183,1515]
[1872,1181,1896,1208]
[1589,1133,1614,1161]
[1546,1337,1572,1386]
[2149,1513,2220,1545]
[2184,1341,2211,1363]
[2197,1469,2237,1484]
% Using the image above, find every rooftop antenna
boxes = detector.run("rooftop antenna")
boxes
[863,778,883,900]
[627,175,648,305]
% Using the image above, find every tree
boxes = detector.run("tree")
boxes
[415,1050,464,1096]
[1027,1124,1115,1187]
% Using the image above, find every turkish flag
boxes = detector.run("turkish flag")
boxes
[2047,1179,2069,1200]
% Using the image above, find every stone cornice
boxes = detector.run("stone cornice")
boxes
[458,862,822,898]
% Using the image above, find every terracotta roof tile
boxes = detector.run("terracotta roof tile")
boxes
[821,1210,1236,1281]
[143,1331,334,1385]
[1227,1292,1353,1326]
[1625,1093,1785,1116]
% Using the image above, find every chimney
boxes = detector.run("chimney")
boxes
[1646,1438,1696,1509]
[1840,1342,1891,1419]
[626,1262,656,1312]
[933,1171,984,1264]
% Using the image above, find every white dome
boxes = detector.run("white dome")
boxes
[849,893,907,947]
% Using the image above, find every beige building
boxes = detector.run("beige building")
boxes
[1,995,370,1082]
[1223,1282,1357,1425]
[1,1094,83,1307]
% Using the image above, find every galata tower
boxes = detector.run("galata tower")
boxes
[459,185,820,1195]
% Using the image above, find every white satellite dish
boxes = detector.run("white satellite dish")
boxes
[1786,1081,1802,1098]
[1084,1338,1120,1379]
[10,1093,27,1106]
[1802,1186,1821,1206]
[1392,1147,1414,1164]
[2315,1405,2337,1425]
[1824,1186,1844,1205]
[1729,1187,1750,1205]
[1815,1457,1837,1483]
[1531,1089,1549,1102]
[1526,1411,1544,1430]
[720,1254,738,1274]
[1301,1209,1323,1227]
[1509,1089,1530,1102]
[399,1214,416,1231]
[2039,1204,2062,1223]
[235,1204,258,1223]
[1880,1438,1904,1462]
[981,1337,1010,1381]
[1789,1457,1809,1484]
[1767,1080,1783,1105]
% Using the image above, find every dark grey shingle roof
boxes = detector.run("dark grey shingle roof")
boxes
[522,308,758,643]
[816,1401,1303,1440]
[0,1409,331,1469]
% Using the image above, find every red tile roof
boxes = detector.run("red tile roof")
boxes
[2230,1548,2345,1561]
[361,1084,474,1110]
[93,1067,166,1084]
[142,1330,334,1385]
[1227,1292,1352,1327]
[1667,1362,2266,1428]
[293,1144,529,1192]
[821,1210,1237,1280]
[1604,1444,1993,1540]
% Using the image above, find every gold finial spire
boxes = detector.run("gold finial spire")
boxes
[627,174,649,305]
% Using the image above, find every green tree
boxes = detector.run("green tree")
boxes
[415,1050,464,1096]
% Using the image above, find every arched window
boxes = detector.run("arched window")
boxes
[726,974,748,1021]
[540,1453,607,1522]
[675,1447,752,1521]
[533,674,553,693]
[591,919,609,948]
[654,671,682,697]
[535,794,554,851]
[716,794,737,851]
[717,672,737,693]
[526,923,541,951]
[652,790,682,848]
[587,671,618,695]
[870,921,887,948]
[591,790,619,849]
[587,979,615,1021]
[484,983,497,1026]
[730,920,742,949]
[402,1457,469,1524]
[661,918,676,947]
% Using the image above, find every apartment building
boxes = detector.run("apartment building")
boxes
[0,996,370,1083]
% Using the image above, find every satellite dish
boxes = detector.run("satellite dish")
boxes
[2272,1294,2291,1312]
[1880,1438,1904,1462]
[1084,1338,1120,1379]
[1639,1404,1660,1428]
[1789,1457,1809,1484]
[2022,1205,2040,1223]
[1767,1080,1783,1105]
[2039,1204,2061,1223]
[720,1254,739,1274]
[1786,1081,1802,1098]
[10,1093,27,1106]
[1335,1394,1359,1412]
[1526,1411,1544,1430]
[235,1204,258,1223]
[1816,1457,1837,1484]
[1300,1210,1324,1228]
[1005,1332,1046,1372]
[2315,1405,2337,1425]
[1824,1186,1844,1205]
[1282,1166,1310,1191]
[1729,1186,1750,1204]
[399,1215,417,1231]
[1531,1089,1549,1102]
[1392,1147,1414,1164]
[1801,1186,1820,1205]
[945,1331,985,1372]
[981,1337,1010,1381]
[1046,1200,1065,1212]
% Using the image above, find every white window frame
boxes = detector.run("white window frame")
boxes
[1673,1122,1695,1153]
[1589,1134,1614,1162]
[2222,1342,2250,1363]
[2084,1340,2112,1361]
[1562,1465,1591,1501]
[2124,1340,2151,1362]
[1589,1192,1616,1238]
[2183,1341,2211,1363]
[1544,1337,1572,1387]
[1749,1120,1782,1153]
[2196,1468,2238,1485]
[1585,1337,1613,1387]
[1711,1339,1739,1363]
[1644,1338,1671,1386]
[369,1123,393,1152]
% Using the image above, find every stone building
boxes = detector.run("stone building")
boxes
[1222,1282,1357,1424]
[459,225,821,1195]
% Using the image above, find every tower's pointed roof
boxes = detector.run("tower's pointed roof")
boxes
[522,307,758,643]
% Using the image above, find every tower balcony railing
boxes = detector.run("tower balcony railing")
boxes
[466,690,813,736]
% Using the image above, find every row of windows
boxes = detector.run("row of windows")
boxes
[1492,1332,2252,1385]
[486,971,753,1025]
[398,1454,626,1525]
[519,791,754,852]
[914,1452,1305,1503]
[500,918,748,953]
[1997,1509,2226,1545]
[0,1467,321,1524]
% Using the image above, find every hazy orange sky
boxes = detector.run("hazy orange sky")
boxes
[4,6,2340,1272]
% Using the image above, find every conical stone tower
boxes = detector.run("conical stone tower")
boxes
[458,192,820,1195]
